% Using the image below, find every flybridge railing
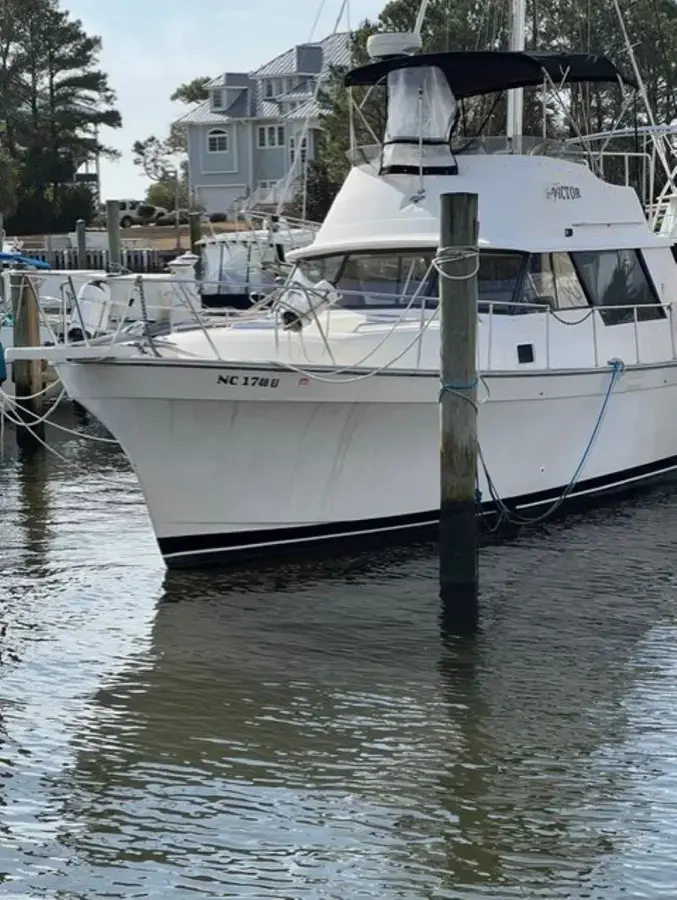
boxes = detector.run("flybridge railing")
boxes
[5,273,677,375]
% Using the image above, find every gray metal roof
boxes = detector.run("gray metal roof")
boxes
[252,32,350,78]
[281,98,324,120]
[177,32,350,126]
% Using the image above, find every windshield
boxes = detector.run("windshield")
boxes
[290,249,528,310]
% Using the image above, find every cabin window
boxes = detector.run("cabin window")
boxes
[478,252,525,313]
[207,128,228,153]
[291,249,530,311]
[571,249,664,325]
[521,253,588,310]
[334,253,435,306]
[552,252,588,309]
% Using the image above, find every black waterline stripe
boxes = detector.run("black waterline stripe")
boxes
[158,454,677,558]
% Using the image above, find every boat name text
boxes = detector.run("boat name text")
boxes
[545,184,582,201]
[217,374,280,388]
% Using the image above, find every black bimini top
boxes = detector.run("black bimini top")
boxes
[344,50,638,98]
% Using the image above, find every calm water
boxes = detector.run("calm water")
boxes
[2,414,677,898]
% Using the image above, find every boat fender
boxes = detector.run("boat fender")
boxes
[0,339,6,384]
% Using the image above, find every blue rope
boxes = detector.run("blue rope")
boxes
[478,357,625,526]
[440,376,478,393]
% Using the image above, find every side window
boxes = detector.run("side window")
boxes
[337,254,401,306]
[552,252,588,309]
[478,252,525,314]
[571,249,664,325]
[399,253,436,304]
[296,255,343,285]
[521,254,556,309]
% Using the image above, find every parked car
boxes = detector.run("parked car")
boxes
[101,199,169,228]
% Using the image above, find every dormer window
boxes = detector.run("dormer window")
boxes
[211,89,224,110]
[265,80,274,98]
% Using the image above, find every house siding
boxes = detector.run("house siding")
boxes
[188,122,252,214]
[178,32,349,213]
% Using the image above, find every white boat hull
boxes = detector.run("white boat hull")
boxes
[55,357,677,567]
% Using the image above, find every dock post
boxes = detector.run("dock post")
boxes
[189,212,202,255]
[11,266,45,450]
[75,218,87,269]
[188,212,203,281]
[106,200,122,273]
[438,192,480,634]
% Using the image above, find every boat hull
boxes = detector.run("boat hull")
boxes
[54,358,677,568]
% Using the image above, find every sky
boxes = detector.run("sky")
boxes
[62,0,386,201]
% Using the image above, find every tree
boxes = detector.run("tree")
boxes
[0,126,19,217]
[132,135,189,211]
[301,0,677,215]
[0,0,122,233]
[170,76,210,105]
[133,75,210,208]
[288,159,343,222]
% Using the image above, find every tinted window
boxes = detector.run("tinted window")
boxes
[478,252,525,312]
[572,249,664,325]
[294,255,344,285]
[335,252,435,307]
[292,250,529,312]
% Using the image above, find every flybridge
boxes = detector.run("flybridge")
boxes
[342,50,638,178]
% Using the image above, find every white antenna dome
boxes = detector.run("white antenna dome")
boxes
[366,32,423,62]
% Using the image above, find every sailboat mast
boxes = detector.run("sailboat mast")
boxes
[506,0,526,149]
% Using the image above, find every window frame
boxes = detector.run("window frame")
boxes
[211,89,224,110]
[569,248,665,325]
[258,124,285,149]
[206,128,228,154]
[292,248,531,311]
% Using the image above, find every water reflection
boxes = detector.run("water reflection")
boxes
[2,443,677,896]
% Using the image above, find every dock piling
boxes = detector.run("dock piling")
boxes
[438,192,480,634]
[106,200,122,273]
[75,218,87,269]
[11,266,45,450]
[188,212,203,281]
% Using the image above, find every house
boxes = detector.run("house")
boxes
[176,32,350,216]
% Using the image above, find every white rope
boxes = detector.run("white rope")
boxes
[433,245,480,280]
[275,245,480,384]
[1,394,120,444]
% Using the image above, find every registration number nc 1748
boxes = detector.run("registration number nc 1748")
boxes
[217,374,280,388]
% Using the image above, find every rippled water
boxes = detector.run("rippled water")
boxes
[2,410,677,898]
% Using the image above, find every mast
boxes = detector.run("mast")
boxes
[506,0,526,151]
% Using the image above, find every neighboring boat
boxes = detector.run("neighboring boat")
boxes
[199,214,318,309]
[7,42,677,568]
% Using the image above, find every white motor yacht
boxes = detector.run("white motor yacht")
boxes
[7,43,677,568]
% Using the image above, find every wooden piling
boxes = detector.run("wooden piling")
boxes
[75,218,87,269]
[188,212,202,255]
[106,200,122,273]
[11,266,45,450]
[438,192,480,633]
[188,212,203,281]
